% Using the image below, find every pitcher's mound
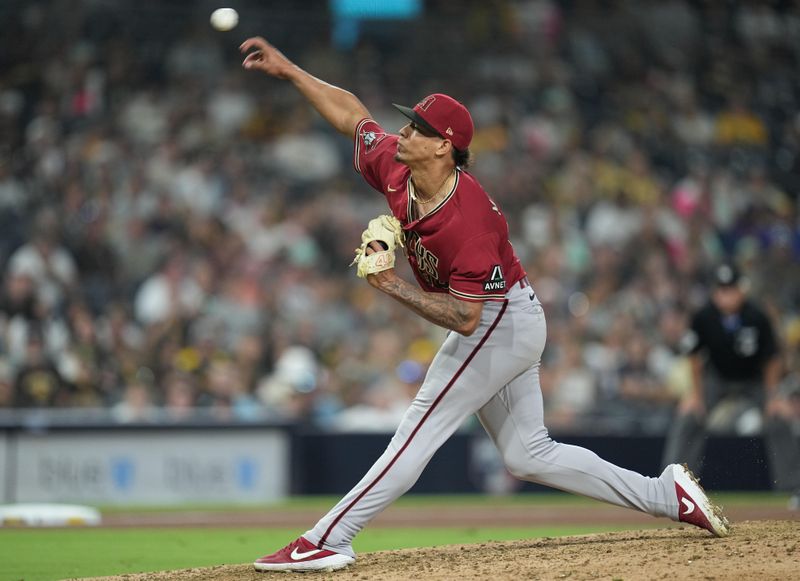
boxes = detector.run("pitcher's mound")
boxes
[74,520,798,581]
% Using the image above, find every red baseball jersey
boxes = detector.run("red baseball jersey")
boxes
[354,118,526,302]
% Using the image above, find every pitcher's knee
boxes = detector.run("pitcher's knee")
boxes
[505,456,555,481]
[503,456,529,480]
[502,441,558,481]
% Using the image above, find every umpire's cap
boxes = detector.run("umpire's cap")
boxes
[712,262,742,287]
[393,93,474,151]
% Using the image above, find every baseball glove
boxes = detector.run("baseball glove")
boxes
[350,214,405,278]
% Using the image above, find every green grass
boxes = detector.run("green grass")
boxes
[0,491,788,581]
[0,525,641,581]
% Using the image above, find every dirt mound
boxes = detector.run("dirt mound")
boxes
[73,520,798,581]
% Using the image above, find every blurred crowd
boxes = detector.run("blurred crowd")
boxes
[0,0,799,434]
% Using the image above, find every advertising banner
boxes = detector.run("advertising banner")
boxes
[12,429,288,505]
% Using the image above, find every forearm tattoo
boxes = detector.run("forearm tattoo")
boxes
[380,277,474,332]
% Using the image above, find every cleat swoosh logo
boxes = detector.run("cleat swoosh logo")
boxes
[291,547,324,561]
[681,497,695,515]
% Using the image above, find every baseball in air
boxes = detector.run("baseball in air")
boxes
[210,8,239,31]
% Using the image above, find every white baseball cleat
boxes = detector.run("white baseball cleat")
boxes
[253,536,355,572]
[672,463,730,537]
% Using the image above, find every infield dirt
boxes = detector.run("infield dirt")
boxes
[76,519,798,581]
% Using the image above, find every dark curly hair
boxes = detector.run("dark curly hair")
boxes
[452,147,473,169]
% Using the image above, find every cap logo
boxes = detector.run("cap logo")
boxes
[417,95,436,111]
[717,265,734,284]
[445,127,453,136]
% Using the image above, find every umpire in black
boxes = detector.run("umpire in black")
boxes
[662,263,800,495]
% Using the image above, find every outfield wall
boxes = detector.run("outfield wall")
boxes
[293,431,773,495]
[0,423,774,505]
[0,423,770,505]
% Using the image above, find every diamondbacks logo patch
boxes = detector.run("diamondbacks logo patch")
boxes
[483,265,506,292]
[361,130,387,153]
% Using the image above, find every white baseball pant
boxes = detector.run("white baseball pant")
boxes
[305,283,679,557]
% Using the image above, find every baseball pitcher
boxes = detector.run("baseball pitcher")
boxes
[240,36,729,572]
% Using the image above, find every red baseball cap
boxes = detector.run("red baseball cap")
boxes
[393,93,474,151]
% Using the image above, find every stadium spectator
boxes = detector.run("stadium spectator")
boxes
[111,380,157,424]
[0,1,795,459]
[7,208,77,311]
[0,358,14,408]
[13,329,70,408]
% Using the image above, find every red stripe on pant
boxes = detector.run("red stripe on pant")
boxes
[318,300,509,548]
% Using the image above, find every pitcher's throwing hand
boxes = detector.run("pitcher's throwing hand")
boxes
[240,37,294,78]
